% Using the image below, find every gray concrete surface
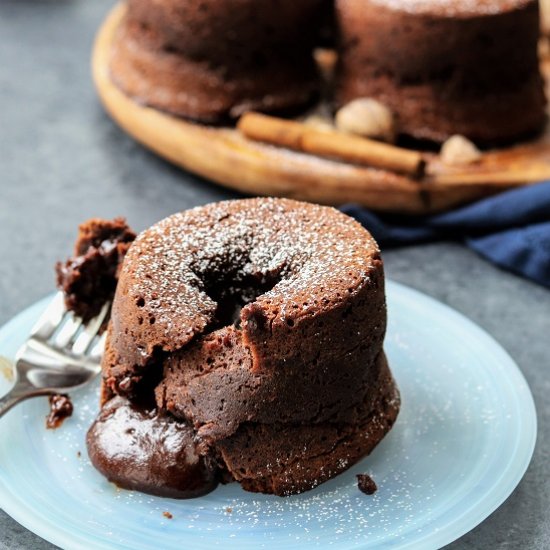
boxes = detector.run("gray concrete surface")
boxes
[0,1,548,548]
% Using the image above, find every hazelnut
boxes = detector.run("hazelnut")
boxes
[440,135,482,166]
[335,98,395,142]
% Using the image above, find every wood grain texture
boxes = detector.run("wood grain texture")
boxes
[92,3,550,214]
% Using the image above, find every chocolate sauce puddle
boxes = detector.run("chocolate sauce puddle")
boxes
[86,397,219,498]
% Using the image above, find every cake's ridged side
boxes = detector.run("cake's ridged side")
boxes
[218,354,400,496]
[156,335,387,442]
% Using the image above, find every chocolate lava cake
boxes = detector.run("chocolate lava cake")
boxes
[334,0,546,144]
[110,0,324,122]
[63,199,399,497]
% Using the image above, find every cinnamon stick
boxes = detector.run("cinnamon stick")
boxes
[238,112,426,177]
[430,170,549,187]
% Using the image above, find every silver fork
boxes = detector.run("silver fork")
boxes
[0,292,109,418]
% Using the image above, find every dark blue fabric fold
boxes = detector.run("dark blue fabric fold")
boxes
[340,181,550,288]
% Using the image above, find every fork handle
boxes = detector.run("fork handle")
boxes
[0,382,49,419]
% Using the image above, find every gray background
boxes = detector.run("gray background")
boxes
[0,1,548,548]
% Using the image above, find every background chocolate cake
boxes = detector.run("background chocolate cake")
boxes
[334,0,546,144]
[111,0,324,122]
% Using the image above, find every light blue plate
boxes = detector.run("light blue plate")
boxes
[0,281,536,550]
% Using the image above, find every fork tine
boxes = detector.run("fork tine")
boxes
[53,314,83,348]
[72,302,110,355]
[30,292,67,340]
[89,332,107,361]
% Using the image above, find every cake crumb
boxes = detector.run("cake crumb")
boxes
[225,507,233,514]
[163,511,173,519]
[46,394,73,429]
[357,474,377,495]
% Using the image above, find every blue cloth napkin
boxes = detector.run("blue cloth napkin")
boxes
[341,181,550,288]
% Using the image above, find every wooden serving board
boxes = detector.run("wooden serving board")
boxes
[92,3,550,214]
